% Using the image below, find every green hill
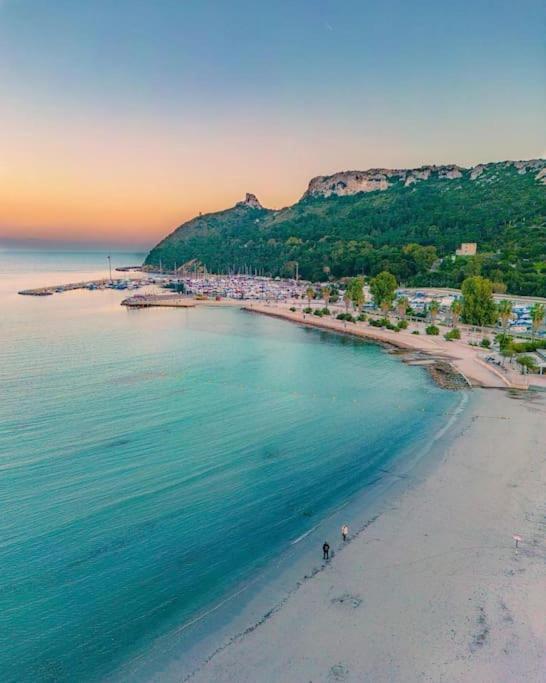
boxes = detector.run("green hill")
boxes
[145,160,546,296]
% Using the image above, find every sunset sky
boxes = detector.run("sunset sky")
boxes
[1,0,544,248]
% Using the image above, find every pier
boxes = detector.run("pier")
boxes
[121,294,196,308]
[18,277,155,296]
[18,279,124,296]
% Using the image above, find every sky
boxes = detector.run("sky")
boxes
[1,0,545,248]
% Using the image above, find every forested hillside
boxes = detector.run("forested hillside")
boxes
[145,160,546,296]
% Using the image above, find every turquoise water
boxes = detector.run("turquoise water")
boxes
[0,250,458,682]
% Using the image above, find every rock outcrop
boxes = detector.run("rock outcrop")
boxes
[302,160,545,199]
[236,193,263,209]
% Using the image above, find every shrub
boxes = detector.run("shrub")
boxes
[303,306,313,314]
[480,337,491,348]
[289,306,296,312]
[367,317,397,330]
[313,309,323,317]
[321,307,331,315]
[510,340,546,353]
[397,319,408,330]
[426,325,440,336]
[357,313,367,322]
[336,312,355,322]
[411,330,420,335]
[444,328,461,341]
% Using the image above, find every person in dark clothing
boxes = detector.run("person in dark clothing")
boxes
[322,541,330,560]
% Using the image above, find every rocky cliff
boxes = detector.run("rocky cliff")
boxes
[303,159,546,198]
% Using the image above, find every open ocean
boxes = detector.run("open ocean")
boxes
[0,249,459,682]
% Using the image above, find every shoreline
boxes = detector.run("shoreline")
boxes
[111,373,469,683]
[241,302,534,390]
[188,387,546,683]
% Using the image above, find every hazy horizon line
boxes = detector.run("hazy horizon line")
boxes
[0,236,150,252]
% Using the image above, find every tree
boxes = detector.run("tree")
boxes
[343,291,351,313]
[497,299,513,334]
[370,271,397,319]
[396,296,409,319]
[500,343,515,367]
[305,286,315,306]
[347,276,365,311]
[428,299,440,324]
[321,286,331,308]
[517,354,538,374]
[461,276,497,327]
[451,299,463,327]
[530,303,545,340]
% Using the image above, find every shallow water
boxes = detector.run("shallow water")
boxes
[0,250,458,682]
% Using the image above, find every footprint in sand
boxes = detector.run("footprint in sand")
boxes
[331,593,362,608]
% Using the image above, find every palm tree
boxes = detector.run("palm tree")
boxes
[396,296,409,320]
[343,292,351,313]
[451,299,462,327]
[497,299,513,335]
[305,286,315,307]
[321,286,331,309]
[530,303,545,340]
[380,298,392,319]
[500,342,515,367]
[429,299,440,324]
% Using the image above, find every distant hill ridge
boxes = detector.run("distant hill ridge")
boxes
[145,159,546,296]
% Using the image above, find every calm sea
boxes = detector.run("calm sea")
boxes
[0,249,458,682]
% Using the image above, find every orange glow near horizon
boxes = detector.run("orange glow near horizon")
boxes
[1,103,327,244]
[0,111,316,245]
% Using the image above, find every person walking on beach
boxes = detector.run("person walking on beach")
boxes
[322,541,330,560]
[341,524,349,542]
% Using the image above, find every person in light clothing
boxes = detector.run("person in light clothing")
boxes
[341,524,349,542]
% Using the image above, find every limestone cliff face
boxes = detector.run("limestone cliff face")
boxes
[302,159,546,198]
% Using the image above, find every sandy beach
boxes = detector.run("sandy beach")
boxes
[188,388,546,683]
